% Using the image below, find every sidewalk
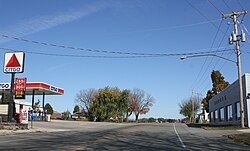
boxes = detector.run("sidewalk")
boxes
[0,121,48,135]
[237,128,250,133]
[0,128,45,135]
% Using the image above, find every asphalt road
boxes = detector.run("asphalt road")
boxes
[0,120,249,150]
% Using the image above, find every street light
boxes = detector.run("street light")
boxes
[180,54,236,64]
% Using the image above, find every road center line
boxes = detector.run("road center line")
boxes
[173,123,186,148]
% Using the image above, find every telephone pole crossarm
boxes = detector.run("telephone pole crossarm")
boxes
[222,11,247,18]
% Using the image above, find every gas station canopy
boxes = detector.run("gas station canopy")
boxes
[0,82,64,95]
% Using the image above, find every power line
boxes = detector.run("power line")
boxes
[0,34,233,57]
[1,34,157,56]
[207,0,223,15]
[241,24,250,44]
[200,25,230,82]
[0,47,234,59]
[237,0,245,11]
[195,26,230,92]
[197,47,233,92]
[200,50,234,95]
[190,20,224,90]
[109,19,221,34]
[185,0,226,35]
[222,0,234,12]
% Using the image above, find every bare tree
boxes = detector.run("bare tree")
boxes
[130,88,154,122]
[75,88,96,120]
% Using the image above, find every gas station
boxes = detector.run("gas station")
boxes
[0,82,64,122]
[0,51,64,125]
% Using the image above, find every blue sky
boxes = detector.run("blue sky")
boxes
[0,0,250,119]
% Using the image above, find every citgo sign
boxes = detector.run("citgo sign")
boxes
[0,83,11,89]
[4,52,25,73]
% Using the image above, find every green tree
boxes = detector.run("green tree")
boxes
[202,70,229,112]
[91,87,122,122]
[179,96,200,122]
[211,70,229,94]
[202,90,215,113]
[73,105,80,113]
[118,89,130,122]
[45,103,53,115]
[90,87,131,122]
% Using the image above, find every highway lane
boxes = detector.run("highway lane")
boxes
[0,121,248,150]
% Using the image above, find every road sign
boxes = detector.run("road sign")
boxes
[4,52,25,73]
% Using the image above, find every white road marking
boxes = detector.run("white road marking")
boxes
[173,123,186,148]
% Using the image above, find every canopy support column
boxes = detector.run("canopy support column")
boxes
[42,92,45,121]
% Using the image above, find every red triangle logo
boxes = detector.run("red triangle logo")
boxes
[6,54,21,67]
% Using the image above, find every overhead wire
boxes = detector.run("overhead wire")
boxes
[0,47,234,59]
[190,19,224,91]
[109,19,221,34]
[195,25,231,92]
[202,0,250,94]
[200,49,235,94]
[185,0,226,35]
[1,34,162,56]
[207,0,224,15]
[0,34,233,57]
[237,0,245,11]
[197,12,250,92]
[186,0,236,95]
[222,0,234,12]
[241,24,250,44]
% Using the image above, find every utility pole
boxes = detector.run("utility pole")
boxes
[192,89,194,123]
[223,11,247,128]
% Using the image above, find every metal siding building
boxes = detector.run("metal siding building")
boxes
[209,73,250,127]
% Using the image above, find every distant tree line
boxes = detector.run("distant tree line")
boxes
[138,118,179,123]
[75,87,154,122]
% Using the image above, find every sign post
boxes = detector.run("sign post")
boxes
[8,73,15,122]
[4,52,25,123]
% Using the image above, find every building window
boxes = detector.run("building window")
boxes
[210,111,214,122]
[220,108,224,121]
[215,110,218,122]
[235,102,240,120]
[227,105,233,121]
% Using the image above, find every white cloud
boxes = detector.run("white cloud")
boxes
[0,3,106,43]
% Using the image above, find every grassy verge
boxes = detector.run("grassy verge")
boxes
[226,133,250,145]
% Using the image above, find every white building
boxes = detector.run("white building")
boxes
[209,73,250,127]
